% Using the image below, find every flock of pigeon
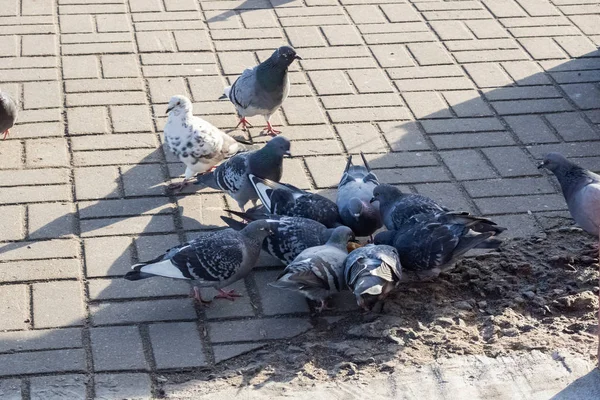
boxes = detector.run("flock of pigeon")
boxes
[1,46,599,319]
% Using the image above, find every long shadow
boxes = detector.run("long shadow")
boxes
[205,0,295,24]
[1,29,600,398]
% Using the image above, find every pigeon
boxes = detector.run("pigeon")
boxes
[538,153,600,236]
[0,90,17,140]
[124,220,273,304]
[337,153,382,239]
[344,244,402,311]
[195,136,291,211]
[370,183,506,236]
[538,153,600,366]
[269,226,354,312]
[164,95,247,191]
[220,46,301,136]
[374,213,497,280]
[249,175,342,228]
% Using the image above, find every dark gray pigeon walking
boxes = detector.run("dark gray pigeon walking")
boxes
[220,46,301,136]
[221,210,336,265]
[337,153,382,239]
[370,183,506,236]
[250,175,342,228]
[124,220,273,304]
[374,213,496,280]
[269,226,354,312]
[0,90,17,140]
[344,244,401,311]
[195,136,291,211]
[538,153,600,236]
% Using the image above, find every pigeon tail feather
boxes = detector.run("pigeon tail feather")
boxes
[125,259,187,281]
[220,216,247,231]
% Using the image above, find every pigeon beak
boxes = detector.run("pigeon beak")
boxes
[284,150,291,158]
[294,55,302,60]
[369,197,377,203]
[218,94,227,100]
[166,106,174,114]
[537,161,545,169]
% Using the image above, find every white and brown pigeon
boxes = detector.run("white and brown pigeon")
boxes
[0,90,17,140]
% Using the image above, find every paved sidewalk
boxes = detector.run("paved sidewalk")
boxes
[0,0,599,398]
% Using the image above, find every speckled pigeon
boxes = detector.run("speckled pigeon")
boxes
[124,220,273,304]
[337,153,382,239]
[370,183,506,236]
[221,210,336,265]
[220,46,301,136]
[194,136,291,211]
[344,244,402,311]
[269,226,354,312]
[0,90,17,140]
[164,95,247,191]
[250,175,342,228]
[374,213,496,280]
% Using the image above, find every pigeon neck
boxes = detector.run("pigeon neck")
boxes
[168,107,192,125]
[249,149,283,179]
[256,60,288,92]
[555,164,592,200]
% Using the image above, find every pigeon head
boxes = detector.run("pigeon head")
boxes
[370,184,402,206]
[348,198,364,220]
[353,278,384,311]
[264,135,291,157]
[538,152,572,173]
[327,226,355,249]
[271,46,302,68]
[166,95,192,115]
[240,219,275,241]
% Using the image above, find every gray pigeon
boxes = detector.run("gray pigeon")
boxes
[337,153,382,239]
[269,226,354,312]
[195,136,291,211]
[164,95,246,191]
[220,46,301,136]
[221,210,335,265]
[374,213,496,280]
[250,175,342,228]
[538,152,600,236]
[0,90,17,140]
[370,183,506,236]
[124,220,273,304]
[344,244,401,311]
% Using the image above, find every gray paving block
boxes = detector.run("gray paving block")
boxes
[208,318,312,343]
[0,379,20,400]
[90,298,197,325]
[91,326,148,371]
[0,328,82,353]
[95,373,152,400]
[201,280,256,319]
[30,374,87,400]
[213,343,267,364]
[149,322,207,369]
[0,349,86,376]
[253,270,310,316]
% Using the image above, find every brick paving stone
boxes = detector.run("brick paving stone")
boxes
[62,55,100,79]
[440,150,498,180]
[0,328,81,353]
[0,239,78,262]
[421,117,504,134]
[347,69,394,93]
[378,121,431,152]
[561,83,600,110]
[91,326,148,371]
[0,259,80,283]
[0,285,28,330]
[30,375,87,400]
[26,138,70,168]
[23,81,61,109]
[504,115,559,144]
[90,298,196,325]
[213,343,267,363]
[403,92,453,119]
[102,55,140,78]
[545,112,599,142]
[200,280,256,319]
[0,205,24,241]
[84,236,133,277]
[375,166,450,184]
[95,373,152,400]
[0,379,20,399]
[431,132,516,149]
[208,317,313,343]
[414,182,473,213]
[89,277,189,300]
[74,166,120,200]
[464,177,556,198]
[475,194,567,214]
[308,70,353,95]
[59,15,94,33]
[336,123,388,154]
[149,322,207,369]
[28,203,75,239]
[321,25,363,46]
[282,97,327,125]
[111,105,153,133]
[67,106,110,135]
[136,31,175,53]
[481,147,540,177]
[33,281,85,328]
[442,91,494,117]
[305,155,347,188]
[80,215,175,237]
[463,63,513,88]
[362,152,438,169]
[0,349,86,377]
[253,270,310,315]
[429,20,473,41]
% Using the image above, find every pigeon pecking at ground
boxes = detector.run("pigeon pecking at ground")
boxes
[221,210,337,265]
[194,136,291,211]
[374,213,497,280]
[538,152,600,364]
[164,95,248,191]
[220,46,301,136]
[0,90,17,140]
[124,220,273,304]
[249,175,343,228]
[371,183,506,237]
[337,153,382,240]
[269,226,354,312]
[344,244,402,311]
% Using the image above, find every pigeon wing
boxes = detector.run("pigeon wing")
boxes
[214,152,249,193]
